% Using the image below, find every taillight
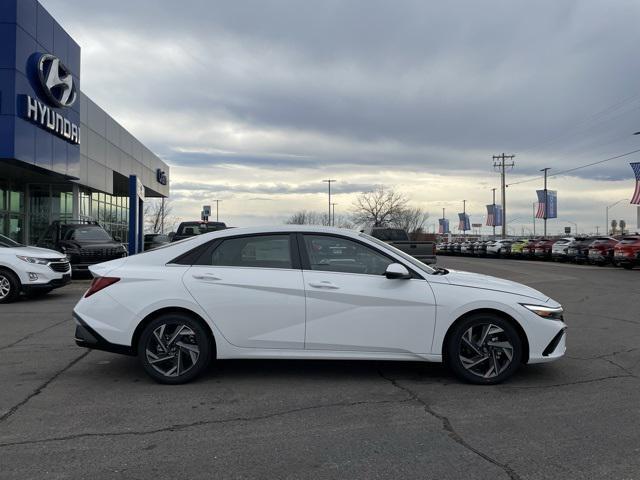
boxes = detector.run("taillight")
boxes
[84,277,120,298]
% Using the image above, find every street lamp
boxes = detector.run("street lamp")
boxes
[566,221,578,235]
[605,199,628,235]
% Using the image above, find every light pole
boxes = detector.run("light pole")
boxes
[491,188,496,239]
[331,202,337,226]
[462,199,467,239]
[212,199,221,222]
[322,180,336,227]
[532,202,536,237]
[605,199,628,235]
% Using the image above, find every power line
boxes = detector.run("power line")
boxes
[506,147,640,187]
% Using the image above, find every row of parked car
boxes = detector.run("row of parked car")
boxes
[436,235,640,269]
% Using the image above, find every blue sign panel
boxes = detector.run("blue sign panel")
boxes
[0,0,81,179]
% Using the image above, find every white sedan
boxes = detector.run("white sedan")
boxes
[73,226,566,385]
[0,234,71,303]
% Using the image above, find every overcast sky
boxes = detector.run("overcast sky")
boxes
[42,0,640,234]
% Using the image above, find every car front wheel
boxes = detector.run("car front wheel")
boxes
[138,313,212,384]
[446,314,522,385]
[0,269,20,304]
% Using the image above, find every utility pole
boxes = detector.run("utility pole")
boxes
[322,180,336,227]
[540,167,550,237]
[493,153,515,238]
[212,199,221,222]
[331,203,337,226]
[595,226,599,235]
[491,188,496,239]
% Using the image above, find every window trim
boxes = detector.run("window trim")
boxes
[296,232,424,279]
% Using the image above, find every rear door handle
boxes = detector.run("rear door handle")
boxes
[192,273,221,281]
[308,281,339,290]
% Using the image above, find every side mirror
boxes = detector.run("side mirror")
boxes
[385,263,411,279]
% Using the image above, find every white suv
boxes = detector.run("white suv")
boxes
[0,234,71,303]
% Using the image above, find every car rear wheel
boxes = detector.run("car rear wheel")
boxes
[138,313,212,384]
[446,314,522,385]
[0,269,20,304]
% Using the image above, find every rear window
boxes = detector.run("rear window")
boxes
[206,235,292,269]
[178,223,226,235]
[370,229,409,241]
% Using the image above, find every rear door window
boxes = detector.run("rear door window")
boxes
[205,235,293,269]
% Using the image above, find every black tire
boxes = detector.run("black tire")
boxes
[445,313,522,385]
[622,264,633,270]
[138,313,213,384]
[0,269,21,304]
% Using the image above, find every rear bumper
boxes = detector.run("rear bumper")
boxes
[74,311,135,356]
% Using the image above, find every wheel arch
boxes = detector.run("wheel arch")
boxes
[132,306,217,358]
[442,308,530,364]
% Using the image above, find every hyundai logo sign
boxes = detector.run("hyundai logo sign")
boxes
[37,54,77,108]
[156,169,168,185]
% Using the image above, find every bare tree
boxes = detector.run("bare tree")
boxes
[619,219,626,235]
[144,199,174,234]
[390,207,429,238]
[610,219,618,236]
[285,210,354,229]
[285,210,329,226]
[352,186,408,227]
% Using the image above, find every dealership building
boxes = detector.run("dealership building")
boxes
[0,0,169,247]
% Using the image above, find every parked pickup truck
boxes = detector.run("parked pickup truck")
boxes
[366,227,436,264]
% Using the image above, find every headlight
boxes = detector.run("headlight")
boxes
[521,304,564,321]
[16,256,50,265]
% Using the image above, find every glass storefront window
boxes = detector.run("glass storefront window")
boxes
[9,190,24,213]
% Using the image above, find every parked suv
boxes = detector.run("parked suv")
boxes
[0,234,71,303]
[587,237,619,265]
[551,237,575,261]
[613,236,640,269]
[566,237,594,264]
[37,221,127,275]
[171,221,227,242]
[533,239,556,260]
[487,239,512,256]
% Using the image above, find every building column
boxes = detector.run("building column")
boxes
[72,183,80,220]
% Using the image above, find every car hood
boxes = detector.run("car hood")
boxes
[444,269,549,302]
[4,245,65,259]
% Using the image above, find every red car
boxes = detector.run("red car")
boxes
[613,236,640,269]
[533,239,556,260]
[587,237,619,266]
[521,238,541,259]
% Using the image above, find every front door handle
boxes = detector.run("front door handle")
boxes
[308,281,339,290]
[192,273,221,281]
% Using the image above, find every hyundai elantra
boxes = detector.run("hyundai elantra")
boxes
[73,226,566,384]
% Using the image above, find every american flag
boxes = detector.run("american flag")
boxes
[631,162,640,204]
[486,205,495,226]
[535,201,545,219]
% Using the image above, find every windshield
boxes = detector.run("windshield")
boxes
[0,234,22,247]
[370,228,409,241]
[64,226,113,242]
[360,233,436,274]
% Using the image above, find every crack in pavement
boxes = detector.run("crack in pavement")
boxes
[377,369,521,480]
[0,350,91,423]
[500,374,635,390]
[0,318,72,351]
[0,397,412,448]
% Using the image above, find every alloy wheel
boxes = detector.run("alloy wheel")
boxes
[144,323,201,377]
[0,275,10,299]
[458,323,514,379]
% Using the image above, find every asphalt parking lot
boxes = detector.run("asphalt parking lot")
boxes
[1,258,639,480]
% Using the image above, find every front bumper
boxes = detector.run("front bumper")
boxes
[74,311,135,356]
[22,274,71,293]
